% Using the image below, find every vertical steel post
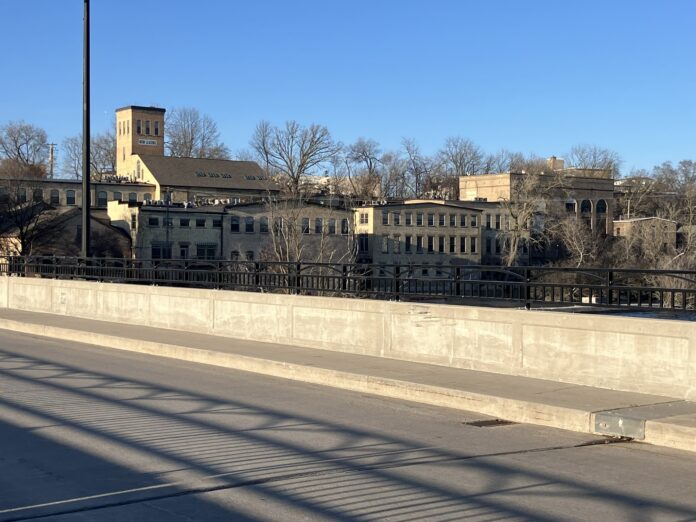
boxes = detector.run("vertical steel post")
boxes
[81,0,91,258]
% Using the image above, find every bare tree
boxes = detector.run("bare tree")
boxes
[61,131,116,181]
[250,120,341,195]
[166,107,230,159]
[0,178,58,255]
[566,144,621,177]
[402,138,430,198]
[0,121,49,169]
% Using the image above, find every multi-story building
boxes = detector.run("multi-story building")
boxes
[459,156,615,235]
[114,105,279,202]
[107,197,354,263]
[354,200,483,269]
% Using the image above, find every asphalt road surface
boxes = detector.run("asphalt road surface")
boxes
[1,329,695,521]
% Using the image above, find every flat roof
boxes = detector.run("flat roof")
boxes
[115,105,166,113]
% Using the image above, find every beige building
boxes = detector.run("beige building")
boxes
[614,216,678,249]
[108,198,354,263]
[115,106,279,202]
[354,200,483,269]
[459,156,615,235]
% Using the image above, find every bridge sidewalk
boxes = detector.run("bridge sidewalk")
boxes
[1,308,695,453]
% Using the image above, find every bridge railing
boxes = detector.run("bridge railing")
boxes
[2,256,695,313]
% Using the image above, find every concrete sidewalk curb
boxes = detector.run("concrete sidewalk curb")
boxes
[2,316,696,453]
[0,318,592,432]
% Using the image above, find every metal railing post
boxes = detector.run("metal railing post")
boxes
[524,267,531,310]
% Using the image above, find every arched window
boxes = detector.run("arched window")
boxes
[33,188,43,202]
[50,189,60,205]
[113,191,122,202]
[565,199,577,213]
[97,191,107,207]
[128,192,137,203]
[144,193,152,201]
[596,199,607,214]
[18,188,27,203]
[66,190,76,205]
[580,200,592,214]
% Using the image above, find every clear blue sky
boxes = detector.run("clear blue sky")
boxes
[1,0,694,173]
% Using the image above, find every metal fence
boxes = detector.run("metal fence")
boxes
[2,256,696,313]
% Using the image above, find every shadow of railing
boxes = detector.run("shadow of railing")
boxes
[1,348,695,520]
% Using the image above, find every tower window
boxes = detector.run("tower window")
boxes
[145,120,151,135]
[154,121,160,136]
[127,120,130,134]
[136,119,141,134]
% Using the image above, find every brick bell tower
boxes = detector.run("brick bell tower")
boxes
[115,105,166,179]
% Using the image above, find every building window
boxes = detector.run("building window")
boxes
[145,120,151,135]
[113,191,122,202]
[97,191,107,206]
[128,192,137,203]
[196,243,216,260]
[144,193,152,201]
[197,218,207,228]
[179,218,190,227]
[393,212,401,225]
[427,213,435,226]
[118,121,122,136]
[341,218,349,235]
[382,210,389,225]
[213,218,222,228]
[260,216,269,234]
[230,251,240,261]
[314,217,323,234]
[328,218,336,234]
[416,235,423,253]
[405,235,412,253]
[18,188,26,203]
[245,216,254,233]
[495,214,501,230]
[33,188,43,202]
[154,121,160,136]
[246,251,254,261]
[405,212,412,226]
[460,214,467,227]
[301,217,310,234]
[66,190,76,205]
[470,215,478,227]
[449,236,456,253]
[230,216,239,232]
[439,214,445,226]
[358,234,369,253]
[566,200,576,213]
[179,244,189,259]
[438,236,445,253]
[381,234,389,253]
[449,214,456,227]
[486,214,491,229]
[131,214,137,230]
[151,243,172,259]
[127,120,130,134]
[470,237,477,254]
[136,161,141,179]
[393,234,401,254]
[49,189,60,205]
[416,213,423,226]
[460,236,467,253]
[427,236,434,253]
[358,212,367,224]
[136,119,141,134]
[148,217,159,227]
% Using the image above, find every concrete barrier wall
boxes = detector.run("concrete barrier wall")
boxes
[2,276,695,400]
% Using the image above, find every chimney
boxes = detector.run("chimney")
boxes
[547,156,564,171]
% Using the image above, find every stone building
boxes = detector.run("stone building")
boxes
[114,105,279,202]
[107,197,354,263]
[354,200,483,268]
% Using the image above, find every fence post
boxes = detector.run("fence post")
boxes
[455,267,462,297]
[393,265,400,301]
[254,262,261,288]
[606,270,613,305]
[524,267,531,310]
[341,264,348,292]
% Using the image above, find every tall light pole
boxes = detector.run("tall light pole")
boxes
[81,0,91,257]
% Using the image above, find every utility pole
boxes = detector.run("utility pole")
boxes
[81,0,91,257]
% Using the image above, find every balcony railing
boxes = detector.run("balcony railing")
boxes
[1,256,695,314]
